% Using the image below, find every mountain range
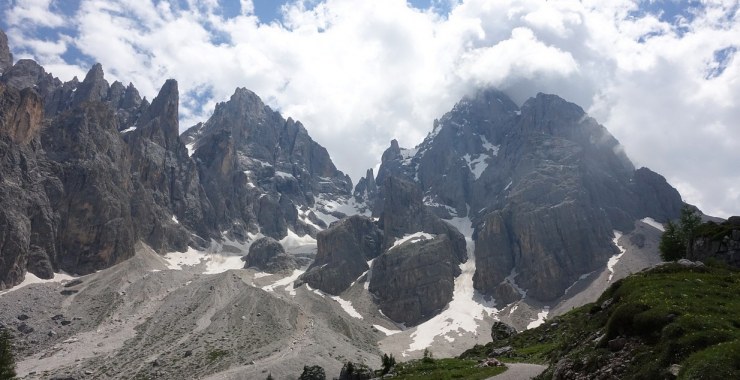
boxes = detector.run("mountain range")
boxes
[0,28,693,379]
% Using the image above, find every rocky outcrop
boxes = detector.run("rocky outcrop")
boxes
[297,215,382,295]
[0,32,355,288]
[358,89,685,303]
[368,234,461,325]
[124,79,215,252]
[691,217,740,267]
[42,101,136,274]
[243,237,297,273]
[379,175,467,262]
[366,175,467,325]
[0,29,12,73]
[187,87,353,240]
[0,82,56,288]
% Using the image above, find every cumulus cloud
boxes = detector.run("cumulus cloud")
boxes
[2,0,739,217]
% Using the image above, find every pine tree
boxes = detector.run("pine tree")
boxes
[659,205,702,261]
[0,330,16,380]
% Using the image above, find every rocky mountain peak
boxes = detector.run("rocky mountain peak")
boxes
[0,29,12,73]
[134,79,180,149]
[0,83,43,145]
[73,63,110,106]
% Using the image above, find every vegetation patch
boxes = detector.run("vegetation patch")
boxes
[461,262,740,379]
[391,357,506,380]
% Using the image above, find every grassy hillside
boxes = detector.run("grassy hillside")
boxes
[461,262,740,379]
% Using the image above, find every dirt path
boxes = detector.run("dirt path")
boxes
[488,363,547,380]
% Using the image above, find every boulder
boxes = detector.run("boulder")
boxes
[297,215,382,295]
[368,234,461,326]
[490,321,517,342]
[243,237,297,273]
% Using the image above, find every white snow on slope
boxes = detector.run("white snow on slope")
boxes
[641,217,666,232]
[391,232,435,250]
[374,324,401,336]
[203,253,245,275]
[171,215,179,224]
[120,126,136,133]
[405,216,497,354]
[164,247,205,270]
[503,269,528,298]
[0,272,78,296]
[480,136,500,156]
[185,142,195,156]
[280,229,317,253]
[527,307,550,329]
[463,153,489,180]
[262,269,305,293]
[607,231,627,282]
[331,296,363,319]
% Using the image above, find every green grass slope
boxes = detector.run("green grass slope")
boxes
[461,262,740,379]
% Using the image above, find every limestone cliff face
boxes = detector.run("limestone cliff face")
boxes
[368,235,461,326]
[0,82,56,289]
[0,31,353,288]
[298,215,383,295]
[358,90,685,303]
[185,87,353,240]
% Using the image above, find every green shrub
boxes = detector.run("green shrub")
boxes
[679,340,740,379]
[0,330,16,380]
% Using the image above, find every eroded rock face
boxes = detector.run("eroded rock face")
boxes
[297,215,383,295]
[357,90,685,303]
[243,237,297,273]
[186,87,353,240]
[366,175,467,325]
[0,82,56,288]
[368,235,461,326]
[0,29,12,73]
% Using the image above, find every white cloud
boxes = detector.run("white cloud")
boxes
[5,0,65,28]
[3,0,740,218]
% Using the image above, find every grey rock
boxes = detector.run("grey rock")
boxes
[243,237,297,273]
[489,346,513,357]
[298,215,382,295]
[0,29,12,73]
[18,322,34,334]
[368,234,461,326]
[490,321,517,342]
[361,89,685,303]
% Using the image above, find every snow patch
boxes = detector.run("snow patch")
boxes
[120,126,136,133]
[374,324,401,336]
[274,170,295,179]
[527,307,550,329]
[331,296,363,319]
[607,231,627,282]
[480,136,500,156]
[171,215,179,224]
[390,232,435,250]
[262,269,304,293]
[463,153,489,180]
[503,269,528,298]
[186,142,195,157]
[504,180,513,191]
[405,216,497,354]
[641,217,665,232]
[164,248,205,270]
[0,272,78,296]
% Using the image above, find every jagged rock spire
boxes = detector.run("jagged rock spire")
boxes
[0,29,12,73]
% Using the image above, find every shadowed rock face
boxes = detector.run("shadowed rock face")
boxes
[368,234,461,326]
[358,89,685,303]
[0,41,352,288]
[0,30,11,73]
[243,237,297,273]
[184,87,353,241]
[365,175,467,326]
[297,215,383,295]
[0,82,56,288]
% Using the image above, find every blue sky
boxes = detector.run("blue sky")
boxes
[1,0,739,218]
